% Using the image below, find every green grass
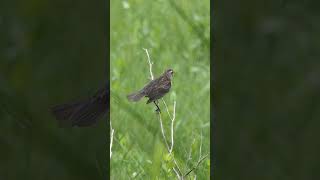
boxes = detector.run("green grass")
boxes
[110,0,210,179]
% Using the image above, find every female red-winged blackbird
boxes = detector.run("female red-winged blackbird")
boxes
[51,84,109,127]
[127,69,174,112]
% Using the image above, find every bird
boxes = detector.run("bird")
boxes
[127,69,174,112]
[51,83,109,127]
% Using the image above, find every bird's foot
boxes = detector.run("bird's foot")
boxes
[153,101,161,114]
[155,107,161,114]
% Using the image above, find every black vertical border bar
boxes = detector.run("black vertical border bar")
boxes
[106,0,111,178]
[210,0,216,179]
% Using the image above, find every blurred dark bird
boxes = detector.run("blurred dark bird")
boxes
[51,84,109,127]
[127,69,174,112]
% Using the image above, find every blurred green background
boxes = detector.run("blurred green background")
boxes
[110,0,210,179]
[0,0,108,179]
[216,0,320,179]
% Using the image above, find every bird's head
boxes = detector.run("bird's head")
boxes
[165,68,174,79]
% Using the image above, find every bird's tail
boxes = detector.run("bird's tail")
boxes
[127,90,145,102]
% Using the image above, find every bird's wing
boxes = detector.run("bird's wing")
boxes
[146,81,171,100]
[143,79,157,93]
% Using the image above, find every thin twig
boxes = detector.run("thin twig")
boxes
[158,113,183,178]
[169,101,176,153]
[173,158,183,178]
[143,48,154,80]
[199,130,203,160]
[173,167,180,180]
[161,99,172,120]
[184,153,209,177]
[186,136,196,168]
[158,114,170,150]
[110,121,115,158]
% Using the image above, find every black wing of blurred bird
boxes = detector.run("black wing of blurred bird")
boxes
[51,83,109,127]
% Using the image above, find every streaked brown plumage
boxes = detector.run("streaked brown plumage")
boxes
[127,69,174,112]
